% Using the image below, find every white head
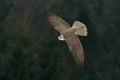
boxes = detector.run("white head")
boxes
[58,35,65,41]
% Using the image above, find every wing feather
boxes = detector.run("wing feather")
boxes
[47,13,85,67]
[47,14,71,34]
[65,35,84,66]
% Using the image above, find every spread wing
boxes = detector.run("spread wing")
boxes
[47,13,84,66]
[65,34,84,67]
[47,14,71,34]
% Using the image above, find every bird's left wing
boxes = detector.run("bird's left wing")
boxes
[64,34,84,67]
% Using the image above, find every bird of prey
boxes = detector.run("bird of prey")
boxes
[47,13,87,67]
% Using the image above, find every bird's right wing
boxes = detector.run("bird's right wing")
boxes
[65,34,84,67]
[47,14,71,34]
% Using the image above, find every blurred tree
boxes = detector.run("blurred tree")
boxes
[0,0,120,80]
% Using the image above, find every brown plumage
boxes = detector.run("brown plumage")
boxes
[47,13,87,67]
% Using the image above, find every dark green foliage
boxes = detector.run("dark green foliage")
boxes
[0,0,120,80]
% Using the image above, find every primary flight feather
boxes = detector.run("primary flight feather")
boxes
[47,13,87,67]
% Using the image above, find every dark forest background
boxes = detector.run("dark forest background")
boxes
[0,0,120,80]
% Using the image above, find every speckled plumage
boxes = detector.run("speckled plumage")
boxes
[47,13,87,67]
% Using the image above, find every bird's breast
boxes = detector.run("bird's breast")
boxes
[63,28,75,39]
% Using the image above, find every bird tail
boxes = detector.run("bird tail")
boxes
[72,21,87,36]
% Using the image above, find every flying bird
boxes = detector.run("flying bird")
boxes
[47,13,87,67]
